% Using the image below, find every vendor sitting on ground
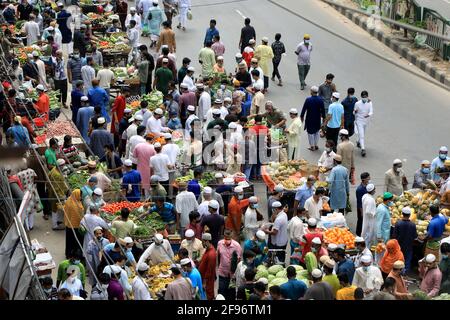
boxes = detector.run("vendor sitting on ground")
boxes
[140,197,179,234]
[60,135,80,164]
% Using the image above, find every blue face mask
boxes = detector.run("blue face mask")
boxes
[73,260,80,265]
[422,168,430,174]
[388,201,394,207]
[362,266,369,272]
[252,204,259,209]
[362,98,368,103]
[440,154,447,160]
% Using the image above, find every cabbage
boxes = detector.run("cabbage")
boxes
[268,275,275,282]
[257,265,267,272]
[268,264,284,275]
[255,270,269,280]
[290,265,304,272]
[297,270,310,279]
[276,270,286,278]
[269,277,288,288]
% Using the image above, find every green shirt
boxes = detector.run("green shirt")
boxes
[265,109,286,127]
[111,219,136,239]
[155,67,173,96]
[57,260,86,286]
[323,274,341,296]
[138,60,149,83]
[151,184,167,199]
[45,148,57,166]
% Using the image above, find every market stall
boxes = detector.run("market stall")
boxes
[31,239,56,279]
[95,33,130,67]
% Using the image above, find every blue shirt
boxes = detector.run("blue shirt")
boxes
[376,203,391,242]
[280,278,307,300]
[216,185,233,194]
[355,184,367,209]
[187,179,201,199]
[243,239,267,266]
[204,27,219,46]
[88,86,110,122]
[341,96,357,124]
[103,243,136,264]
[7,125,31,147]
[337,259,355,283]
[122,170,142,202]
[427,214,448,239]
[295,184,314,208]
[327,102,344,129]
[151,203,176,223]
[431,156,450,182]
[167,117,182,130]
[187,267,206,300]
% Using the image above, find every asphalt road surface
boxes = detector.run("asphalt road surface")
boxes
[30,0,450,278]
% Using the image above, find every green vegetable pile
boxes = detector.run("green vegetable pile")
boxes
[255,265,309,288]
[176,171,216,187]
[139,212,166,231]
[432,293,450,300]
[412,290,430,300]
[141,91,164,111]
[28,89,61,109]
[67,171,90,190]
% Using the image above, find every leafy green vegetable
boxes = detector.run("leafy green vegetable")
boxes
[67,171,90,190]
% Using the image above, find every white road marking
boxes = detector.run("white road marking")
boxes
[235,9,246,19]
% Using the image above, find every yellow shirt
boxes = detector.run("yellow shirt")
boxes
[254,44,274,76]
[336,286,357,300]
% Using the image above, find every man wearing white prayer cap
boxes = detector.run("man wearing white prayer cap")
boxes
[352,254,383,298]
[353,236,373,268]
[396,204,419,274]
[286,106,302,160]
[243,196,260,240]
[180,228,205,265]
[304,268,337,300]
[132,261,152,300]
[413,160,432,189]
[385,158,408,196]
[137,233,174,268]
[361,182,377,248]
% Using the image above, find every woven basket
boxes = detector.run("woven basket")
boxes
[124,78,140,85]
[300,164,319,178]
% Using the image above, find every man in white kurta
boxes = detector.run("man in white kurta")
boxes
[175,184,199,236]
[354,91,373,157]
[132,263,152,300]
[243,196,261,240]
[352,255,383,298]
[197,85,211,123]
[137,234,174,268]
[285,108,302,160]
[25,15,40,45]
[361,184,377,248]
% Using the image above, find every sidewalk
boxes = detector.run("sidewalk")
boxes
[321,0,450,87]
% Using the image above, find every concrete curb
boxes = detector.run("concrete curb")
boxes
[323,1,450,87]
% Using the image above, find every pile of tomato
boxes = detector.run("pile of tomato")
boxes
[102,201,145,214]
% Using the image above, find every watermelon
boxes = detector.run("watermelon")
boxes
[276,270,286,278]
[268,264,284,275]
[255,270,269,280]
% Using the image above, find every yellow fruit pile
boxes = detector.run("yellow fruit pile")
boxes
[324,227,356,249]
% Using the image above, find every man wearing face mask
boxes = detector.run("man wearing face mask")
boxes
[59,266,84,298]
[180,229,205,265]
[235,250,256,291]
[318,140,336,180]
[243,230,268,267]
[336,129,355,182]
[385,159,408,196]
[226,186,250,240]
[354,91,373,157]
[67,49,83,88]
[324,92,344,150]
[352,254,383,298]
[295,34,312,91]
[198,233,217,300]
[132,263,152,300]
[243,196,262,240]
[419,254,442,298]
[294,175,316,211]
[90,273,110,300]
[217,229,242,299]
[431,146,449,182]
[362,184,377,247]
[353,237,373,268]
[327,154,350,213]
[56,249,86,288]
[376,192,394,244]
[413,160,432,189]
[86,227,110,286]
[264,201,288,265]
[137,233,174,268]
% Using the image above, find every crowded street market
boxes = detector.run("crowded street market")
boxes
[0,0,449,303]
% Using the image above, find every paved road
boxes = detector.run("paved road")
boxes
[30,0,450,279]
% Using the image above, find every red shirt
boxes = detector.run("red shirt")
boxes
[21,117,35,138]
[250,124,268,136]
[111,95,126,133]
[300,231,323,263]
[35,93,50,120]
[225,197,250,232]
[198,246,217,281]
